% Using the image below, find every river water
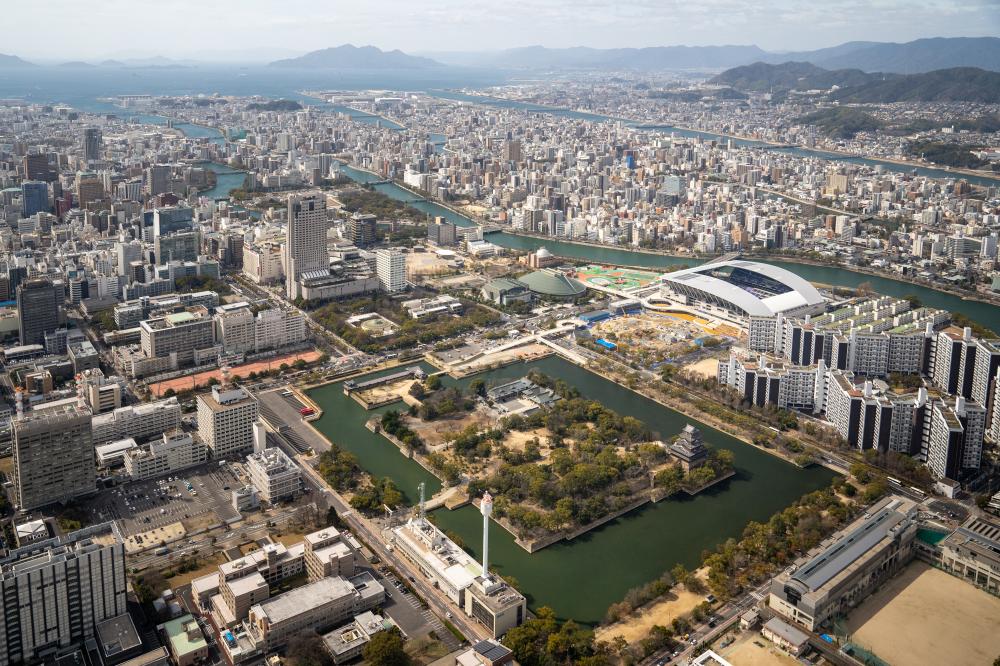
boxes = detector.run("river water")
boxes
[308,355,834,624]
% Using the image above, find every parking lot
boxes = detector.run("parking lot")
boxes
[87,463,244,539]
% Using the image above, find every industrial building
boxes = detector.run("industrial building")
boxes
[769,496,918,631]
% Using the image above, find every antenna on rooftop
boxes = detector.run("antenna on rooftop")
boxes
[418,482,426,518]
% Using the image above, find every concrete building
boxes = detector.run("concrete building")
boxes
[246,446,301,504]
[392,516,526,638]
[254,307,306,352]
[285,193,328,300]
[375,248,406,293]
[140,308,216,367]
[322,612,395,664]
[78,368,124,414]
[242,242,284,284]
[12,402,95,510]
[124,430,209,481]
[761,617,810,656]
[92,397,181,445]
[304,528,356,581]
[197,385,258,459]
[243,574,384,653]
[937,514,1000,595]
[0,523,127,665]
[159,615,208,666]
[769,496,918,631]
[216,307,256,356]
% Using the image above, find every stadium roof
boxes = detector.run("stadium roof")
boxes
[518,269,587,298]
[662,260,824,317]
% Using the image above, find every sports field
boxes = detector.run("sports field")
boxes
[149,349,322,397]
[846,562,1000,666]
[575,264,659,290]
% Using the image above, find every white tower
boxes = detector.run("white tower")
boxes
[253,419,268,454]
[481,492,493,579]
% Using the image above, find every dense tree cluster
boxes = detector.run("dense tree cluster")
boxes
[380,410,424,451]
[316,444,362,491]
[338,188,424,220]
[349,477,404,515]
[310,295,500,353]
[504,607,611,666]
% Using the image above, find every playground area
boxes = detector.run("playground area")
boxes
[844,562,1000,666]
[574,264,660,292]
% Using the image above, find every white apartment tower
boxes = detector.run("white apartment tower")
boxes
[285,193,328,300]
[375,248,406,293]
[197,385,259,459]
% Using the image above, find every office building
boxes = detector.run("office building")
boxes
[285,193,328,299]
[12,402,95,510]
[254,307,307,352]
[20,181,48,218]
[140,308,216,366]
[347,213,377,247]
[23,153,54,182]
[246,446,301,504]
[427,217,457,246]
[91,397,181,445]
[152,206,194,238]
[83,127,103,161]
[75,172,104,207]
[375,248,405,293]
[769,496,918,631]
[0,523,127,665]
[242,242,284,284]
[124,430,209,481]
[78,368,124,413]
[197,385,259,458]
[159,615,208,666]
[17,277,61,346]
[155,230,201,264]
[146,165,171,196]
[304,528,356,581]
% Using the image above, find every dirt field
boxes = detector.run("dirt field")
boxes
[149,350,321,397]
[846,563,1000,666]
[595,587,704,644]
[407,410,496,450]
[356,377,421,408]
[448,342,551,376]
[716,632,802,666]
[685,357,722,379]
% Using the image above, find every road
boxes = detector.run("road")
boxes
[257,386,491,645]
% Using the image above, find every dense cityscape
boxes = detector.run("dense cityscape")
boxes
[1,6,1000,666]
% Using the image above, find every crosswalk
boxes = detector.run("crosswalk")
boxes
[397,587,461,651]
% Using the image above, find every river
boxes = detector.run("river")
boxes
[307,355,834,624]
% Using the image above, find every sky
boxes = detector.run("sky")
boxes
[6,0,1000,61]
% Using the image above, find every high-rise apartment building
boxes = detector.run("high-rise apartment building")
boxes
[375,248,405,293]
[16,277,61,346]
[347,213,377,247]
[75,172,104,208]
[146,164,171,196]
[197,385,259,458]
[285,193,328,299]
[12,402,95,510]
[0,522,127,665]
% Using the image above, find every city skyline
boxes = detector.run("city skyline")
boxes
[3,0,999,61]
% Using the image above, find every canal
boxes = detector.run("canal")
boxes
[308,355,834,624]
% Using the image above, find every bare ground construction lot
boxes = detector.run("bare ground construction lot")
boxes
[846,562,1000,666]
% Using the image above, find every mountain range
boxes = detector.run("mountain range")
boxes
[709,62,1000,103]
[2,37,1000,73]
[268,44,440,69]
[422,37,1000,74]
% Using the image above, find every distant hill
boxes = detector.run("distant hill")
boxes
[424,37,1000,73]
[806,37,1000,74]
[99,60,127,67]
[58,61,96,68]
[0,53,34,67]
[269,45,441,69]
[710,62,1000,103]
[710,61,878,91]
[427,44,769,70]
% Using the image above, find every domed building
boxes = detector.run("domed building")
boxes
[517,268,587,300]
[524,246,559,269]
